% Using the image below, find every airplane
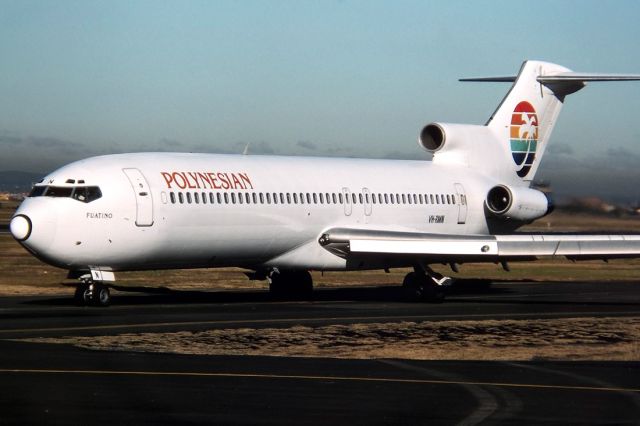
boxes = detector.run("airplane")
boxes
[9,60,640,306]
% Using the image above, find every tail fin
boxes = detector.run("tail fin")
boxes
[462,60,640,184]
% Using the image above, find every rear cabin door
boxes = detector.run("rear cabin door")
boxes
[123,168,154,227]
[342,187,352,216]
[454,183,467,225]
[362,187,372,216]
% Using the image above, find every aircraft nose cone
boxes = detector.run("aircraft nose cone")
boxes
[10,214,32,241]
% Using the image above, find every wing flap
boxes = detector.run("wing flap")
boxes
[319,228,640,261]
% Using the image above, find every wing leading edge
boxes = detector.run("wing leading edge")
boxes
[318,228,640,263]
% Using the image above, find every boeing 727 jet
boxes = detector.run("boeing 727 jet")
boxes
[9,60,640,306]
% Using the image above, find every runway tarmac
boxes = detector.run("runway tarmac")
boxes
[1,280,639,425]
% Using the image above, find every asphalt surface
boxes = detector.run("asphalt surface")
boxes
[1,280,639,425]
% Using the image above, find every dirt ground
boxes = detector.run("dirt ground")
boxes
[24,317,640,361]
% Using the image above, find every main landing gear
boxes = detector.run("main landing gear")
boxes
[268,269,313,300]
[74,277,111,307]
[402,266,453,303]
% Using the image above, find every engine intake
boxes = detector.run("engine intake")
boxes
[419,123,446,152]
[485,185,550,222]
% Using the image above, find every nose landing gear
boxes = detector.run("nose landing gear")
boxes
[73,273,112,307]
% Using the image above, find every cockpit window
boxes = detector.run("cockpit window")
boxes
[72,186,102,202]
[28,186,47,197]
[45,186,74,198]
[28,185,102,203]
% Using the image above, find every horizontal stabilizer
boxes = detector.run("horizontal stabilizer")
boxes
[538,73,640,83]
[460,73,640,84]
[459,76,516,82]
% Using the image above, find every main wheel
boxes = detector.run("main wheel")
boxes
[402,272,446,303]
[269,270,313,300]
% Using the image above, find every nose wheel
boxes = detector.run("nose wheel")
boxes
[74,281,111,307]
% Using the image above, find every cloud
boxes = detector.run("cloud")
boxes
[296,140,317,151]
[547,143,573,155]
[537,146,640,203]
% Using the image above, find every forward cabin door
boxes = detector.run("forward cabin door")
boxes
[123,168,154,227]
[454,183,467,225]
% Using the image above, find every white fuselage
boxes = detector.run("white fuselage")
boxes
[13,152,497,273]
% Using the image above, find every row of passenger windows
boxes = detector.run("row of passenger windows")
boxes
[166,191,463,206]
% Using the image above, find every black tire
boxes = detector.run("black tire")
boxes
[92,284,111,307]
[269,270,313,300]
[402,272,446,303]
[74,284,92,306]
[402,272,424,302]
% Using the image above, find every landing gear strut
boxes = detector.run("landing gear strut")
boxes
[402,266,453,303]
[268,269,313,300]
[74,278,111,307]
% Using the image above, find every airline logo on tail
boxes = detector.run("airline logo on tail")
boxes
[510,101,538,178]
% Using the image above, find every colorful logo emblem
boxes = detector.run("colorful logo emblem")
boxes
[510,101,538,178]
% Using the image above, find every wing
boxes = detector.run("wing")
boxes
[318,228,640,263]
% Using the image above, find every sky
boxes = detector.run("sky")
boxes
[1,0,640,201]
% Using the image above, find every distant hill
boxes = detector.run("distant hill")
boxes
[0,171,44,193]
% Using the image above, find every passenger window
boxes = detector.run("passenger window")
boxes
[299,193,304,204]
[273,193,279,204]
[238,193,243,204]
[210,193,215,204]
[384,194,389,204]
[266,193,272,204]
[252,193,258,204]
[223,193,229,204]
[246,193,251,204]
[259,193,264,204]
[319,193,324,204]
[338,193,343,204]
[231,193,236,204]
[325,193,330,204]
[178,192,184,204]
[194,192,200,204]
[186,193,192,204]
[419,194,423,204]
[201,192,206,204]
[401,194,406,204]
[352,193,357,204]
[293,193,298,204]
[313,193,317,204]
[170,192,176,204]
[359,193,363,204]
[217,193,222,204]
[286,193,291,204]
